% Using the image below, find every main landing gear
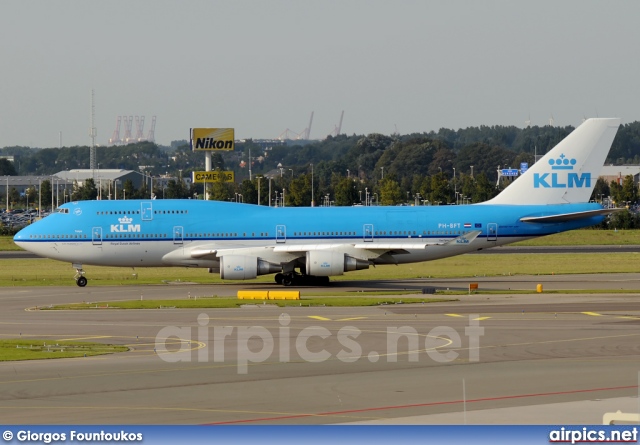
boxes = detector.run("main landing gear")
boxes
[274,272,330,287]
[73,264,88,287]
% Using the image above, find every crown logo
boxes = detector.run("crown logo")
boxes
[548,154,576,170]
[118,216,133,224]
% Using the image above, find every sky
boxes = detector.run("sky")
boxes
[1,0,639,148]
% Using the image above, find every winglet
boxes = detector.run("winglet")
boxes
[485,118,621,205]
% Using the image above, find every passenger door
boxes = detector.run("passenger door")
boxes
[92,226,102,246]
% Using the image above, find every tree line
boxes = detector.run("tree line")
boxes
[3,121,640,214]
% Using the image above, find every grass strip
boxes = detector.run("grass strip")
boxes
[2,252,640,287]
[0,339,128,361]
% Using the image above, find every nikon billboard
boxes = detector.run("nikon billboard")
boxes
[192,171,235,183]
[191,128,235,151]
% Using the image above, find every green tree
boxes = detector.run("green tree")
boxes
[590,177,610,203]
[429,172,452,204]
[620,175,638,204]
[334,177,359,206]
[25,186,37,209]
[610,180,622,206]
[208,171,233,202]
[71,178,98,201]
[0,159,17,176]
[289,173,312,207]
[8,187,19,209]
[40,180,52,208]
[472,172,497,203]
[379,177,403,205]
[240,179,257,204]
[123,179,137,199]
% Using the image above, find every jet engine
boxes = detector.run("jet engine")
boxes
[305,251,369,276]
[220,255,281,280]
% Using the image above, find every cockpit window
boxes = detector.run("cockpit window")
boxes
[57,208,69,214]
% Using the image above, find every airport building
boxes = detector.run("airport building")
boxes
[0,176,75,202]
[54,169,145,190]
[599,165,640,186]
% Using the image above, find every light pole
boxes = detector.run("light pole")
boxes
[257,176,261,206]
[38,178,42,218]
[347,169,350,178]
[453,167,456,203]
[470,165,474,178]
[311,163,314,207]
[381,166,384,179]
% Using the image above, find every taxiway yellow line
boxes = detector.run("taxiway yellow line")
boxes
[56,335,112,342]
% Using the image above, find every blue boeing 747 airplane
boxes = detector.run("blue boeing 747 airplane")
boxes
[14,118,622,287]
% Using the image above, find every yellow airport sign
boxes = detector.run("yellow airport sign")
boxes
[191,128,235,151]
[192,171,235,183]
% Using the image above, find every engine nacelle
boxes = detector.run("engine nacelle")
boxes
[220,255,281,280]
[306,251,369,276]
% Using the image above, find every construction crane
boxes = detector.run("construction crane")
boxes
[135,116,145,141]
[328,110,344,137]
[109,116,122,146]
[277,111,314,140]
[304,111,314,140]
[146,116,156,142]
[123,116,134,144]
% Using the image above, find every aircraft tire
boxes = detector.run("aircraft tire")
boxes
[275,273,284,285]
[282,275,294,286]
[76,277,88,287]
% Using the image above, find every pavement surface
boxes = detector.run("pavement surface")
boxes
[0,275,639,425]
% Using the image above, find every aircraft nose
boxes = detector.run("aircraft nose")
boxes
[13,226,31,248]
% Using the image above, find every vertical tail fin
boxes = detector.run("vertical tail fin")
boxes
[486,118,621,205]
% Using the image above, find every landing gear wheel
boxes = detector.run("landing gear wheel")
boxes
[76,276,88,287]
[275,273,284,285]
[282,275,294,286]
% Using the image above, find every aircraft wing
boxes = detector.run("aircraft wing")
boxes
[272,230,482,256]
[520,208,626,223]
[177,231,483,264]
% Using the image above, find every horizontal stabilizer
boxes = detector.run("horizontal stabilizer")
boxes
[520,208,626,223]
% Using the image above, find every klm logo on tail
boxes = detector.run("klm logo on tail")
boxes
[533,155,590,189]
